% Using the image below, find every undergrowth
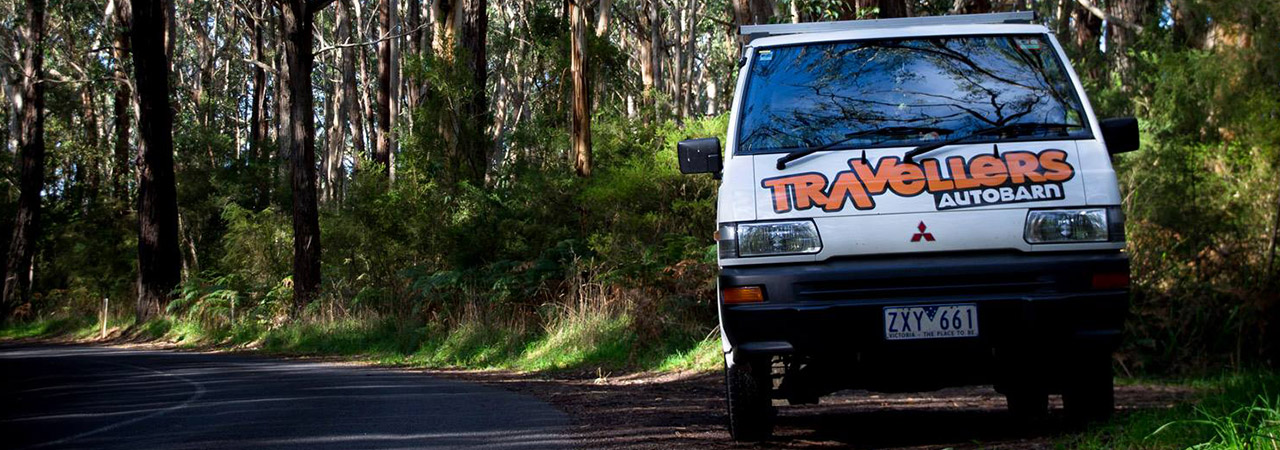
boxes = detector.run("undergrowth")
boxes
[1062,372,1280,449]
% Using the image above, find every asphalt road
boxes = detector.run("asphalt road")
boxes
[0,344,570,450]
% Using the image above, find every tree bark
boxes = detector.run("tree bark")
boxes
[673,3,686,120]
[878,0,910,18]
[406,0,422,114]
[1071,0,1104,80]
[353,0,372,163]
[130,0,183,322]
[331,0,357,202]
[732,0,771,53]
[274,10,291,206]
[2,0,47,316]
[1106,0,1153,87]
[249,0,269,209]
[570,0,591,178]
[279,0,325,311]
[322,50,340,204]
[374,0,393,176]
[637,0,657,108]
[455,0,487,185]
[595,0,612,36]
[111,0,132,203]
[733,0,773,24]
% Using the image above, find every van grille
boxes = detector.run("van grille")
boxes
[793,273,1057,302]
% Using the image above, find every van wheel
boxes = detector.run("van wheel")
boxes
[725,356,774,441]
[1063,353,1115,423]
[1005,388,1049,419]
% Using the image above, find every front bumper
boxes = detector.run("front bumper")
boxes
[719,251,1129,392]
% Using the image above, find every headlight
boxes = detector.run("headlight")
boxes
[722,220,822,258]
[1024,209,1108,243]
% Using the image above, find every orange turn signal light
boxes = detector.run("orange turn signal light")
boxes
[723,286,765,304]
[1092,273,1130,290]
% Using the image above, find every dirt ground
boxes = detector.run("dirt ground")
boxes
[435,369,1198,450]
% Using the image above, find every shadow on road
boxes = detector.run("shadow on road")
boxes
[472,370,1196,449]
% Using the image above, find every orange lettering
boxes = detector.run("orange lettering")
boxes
[887,161,927,196]
[921,159,955,192]
[1003,152,1046,184]
[1039,150,1073,182]
[850,157,895,195]
[762,177,797,213]
[762,173,833,213]
[791,174,830,210]
[947,156,982,189]
[825,172,875,210]
[969,155,1009,187]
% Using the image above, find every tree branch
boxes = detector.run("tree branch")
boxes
[313,21,430,56]
[1074,0,1143,33]
[310,0,336,13]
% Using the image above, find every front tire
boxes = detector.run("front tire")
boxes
[1062,352,1115,423]
[725,356,774,441]
[1005,388,1049,419]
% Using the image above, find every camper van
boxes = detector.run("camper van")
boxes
[676,12,1138,441]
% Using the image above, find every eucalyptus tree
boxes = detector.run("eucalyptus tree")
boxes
[131,0,183,320]
[1,0,47,315]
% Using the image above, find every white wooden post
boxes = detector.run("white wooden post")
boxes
[100,297,109,339]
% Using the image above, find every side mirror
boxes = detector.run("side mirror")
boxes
[677,138,723,176]
[1100,117,1139,155]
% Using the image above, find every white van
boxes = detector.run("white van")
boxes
[677,12,1138,441]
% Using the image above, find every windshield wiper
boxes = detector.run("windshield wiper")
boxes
[775,126,953,170]
[902,122,1081,163]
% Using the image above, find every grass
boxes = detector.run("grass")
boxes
[0,315,135,340]
[1061,372,1280,449]
[0,309,723,374]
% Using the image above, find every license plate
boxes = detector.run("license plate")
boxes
[883,304,979,341]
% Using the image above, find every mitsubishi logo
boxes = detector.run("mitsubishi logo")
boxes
[911,221,935,242]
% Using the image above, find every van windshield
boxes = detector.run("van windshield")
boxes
[737,35,1090,154]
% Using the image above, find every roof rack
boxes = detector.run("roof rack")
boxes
[740,11,1037,43]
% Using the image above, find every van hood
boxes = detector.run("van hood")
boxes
[752,140,1087,219]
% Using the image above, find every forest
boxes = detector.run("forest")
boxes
[0,0,1277,382]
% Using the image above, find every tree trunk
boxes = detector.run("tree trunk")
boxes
[406,0,422,113]
[322,53,338,204]
[637,0,657,109]
[375,0,393,176]
[340,0,365,164]
[111,0,132,203]
[878,0,911,18]
[1108,0,1153,87]
[279,0,324,311]
[389,0,400,183]
[1170,0,1206,49]
[457,0,488,185]
[274,13,291,207]
[672,3,685,121]
[570,0,591,178]
[2,0,47,316]
[733,0,773,24]
[732,0,772,53]
[1071,1,1104,81]
[595,0,612,36]
[951,0,991,14]
[130,0,183,322]
[353,0,372,163]
[680,0,696,118]
[250,0,269,209]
